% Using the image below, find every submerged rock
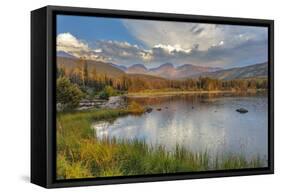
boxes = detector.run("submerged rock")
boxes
[236,108,248,113]
[157,108,162,111]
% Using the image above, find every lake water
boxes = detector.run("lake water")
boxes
[92,93,268,163]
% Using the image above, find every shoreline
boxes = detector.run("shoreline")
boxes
[126,89,265,97]
[74,89,267,110]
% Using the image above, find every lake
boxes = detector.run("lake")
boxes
[92,93,268,164]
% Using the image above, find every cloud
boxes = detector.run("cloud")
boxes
[92,40,225,67]
[123,20,267,51]
[122,20,226,51]
[57,32,107,61]
[57,21,268,68]
[95,40,153,64]
[121,20,268,67]
[153,44,192,54]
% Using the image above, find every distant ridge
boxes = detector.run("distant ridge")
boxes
[110,63,128,71]
[127,64,148,74]
[191,62,268,80]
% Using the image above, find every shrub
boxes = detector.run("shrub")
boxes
[57,76,84,110]
[99,86,117,100]
[98,90,109,100]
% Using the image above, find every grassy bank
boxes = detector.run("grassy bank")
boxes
[57,108,265,179]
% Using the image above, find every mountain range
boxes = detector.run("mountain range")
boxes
[57,51,268,81]
[116,62,223,79]
[113,62,267,80]
[126,63,222,79]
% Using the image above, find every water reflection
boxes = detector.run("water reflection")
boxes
[93,93,268,162]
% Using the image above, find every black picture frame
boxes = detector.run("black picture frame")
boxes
[31,5,274,188]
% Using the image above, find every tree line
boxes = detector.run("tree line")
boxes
[56,58,268,109]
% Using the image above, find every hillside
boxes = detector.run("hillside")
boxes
[176,64,222,78]
[57,57,125,78]
[191,62,268,80]
[127,73,171,91]
[128,73,167,82]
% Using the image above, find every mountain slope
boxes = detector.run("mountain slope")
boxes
[57,51,75,59]
[148,63,177,79]
[176,64,222,78]
[111,64,128,71]
[192,62,268,80]
[57,57,125,78]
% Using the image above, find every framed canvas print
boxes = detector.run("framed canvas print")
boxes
[31,5,274,188]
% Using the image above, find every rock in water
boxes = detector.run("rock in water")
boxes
[236,108,248,113]
[145,107,153,113]
[157,108,162,111]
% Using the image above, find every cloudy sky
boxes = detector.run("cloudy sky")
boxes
[57,15,268,68]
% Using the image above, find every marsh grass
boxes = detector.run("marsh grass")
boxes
[57,109,266,179]
[127,101,145,115]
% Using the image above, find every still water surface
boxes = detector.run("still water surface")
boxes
[93,93,268,161]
